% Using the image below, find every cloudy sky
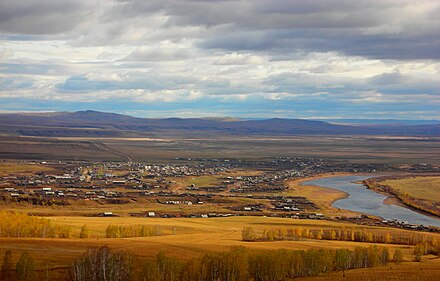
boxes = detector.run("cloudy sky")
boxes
[1,0,439,119]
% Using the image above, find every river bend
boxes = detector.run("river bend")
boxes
[302,175,440,227]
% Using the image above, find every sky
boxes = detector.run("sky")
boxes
[0,0,439,119]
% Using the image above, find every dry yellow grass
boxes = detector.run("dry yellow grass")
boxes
[1,216,424,258]
[1,215,437,280]
[180,175,220,187]
[0,162,53,176]
[382,176,440,203]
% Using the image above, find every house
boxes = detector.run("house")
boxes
[112,180,126,185]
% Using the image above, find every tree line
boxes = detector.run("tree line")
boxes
[66,245,393,281]
[180,246,391,281]
[0,211,71,238]
[0,211,172,239]
[3,244,431,281]
[242,226,439,246]
[413,240,440,261]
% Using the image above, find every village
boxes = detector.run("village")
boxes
[1,158,438,232]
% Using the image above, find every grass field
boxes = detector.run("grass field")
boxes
[1,213,439,280]
[0,162,54,176]
[0,216,424,264]
[180,175,221,187]
[382,176,440,203]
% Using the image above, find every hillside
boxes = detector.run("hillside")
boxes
[0,110,439,137]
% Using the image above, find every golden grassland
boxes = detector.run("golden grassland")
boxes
[180,175,221,187]
[365,175,440,217]
[1,216,434,269]
[0,210,439,280]
[382,176,440,203]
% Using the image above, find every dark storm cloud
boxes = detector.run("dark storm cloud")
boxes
[201,29,440,60]
[0,0,95,34]
[111,0,440,60]
[2,0,439,60]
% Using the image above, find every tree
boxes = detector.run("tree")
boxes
[365,232,374,243]
[242,227,256,241]
[384,233,392,244]
[315,229,323,240]
[156,252,180,281]
[154,225,162,236]
[334,249,352,271]
[380,247,390,265]
[79,224,90,238]
[367,246,380,267]
[69,246,134,281]
[413,244,424,262]
[43,263,52,281]
[1,250,13,281]
[393,249,403,264]
[16,252,35,281]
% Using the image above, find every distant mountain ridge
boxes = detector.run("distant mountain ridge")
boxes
[0,110,439,137]
[322,119,440,126]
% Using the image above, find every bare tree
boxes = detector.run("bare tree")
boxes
[69,246,134,281]
[16,252,35,281]
[1,250,13,281]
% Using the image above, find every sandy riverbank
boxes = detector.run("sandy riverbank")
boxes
[284,172,364,217]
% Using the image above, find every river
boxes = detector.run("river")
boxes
[302,175,440,227]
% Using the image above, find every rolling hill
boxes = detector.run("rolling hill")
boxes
[0,110,439,138]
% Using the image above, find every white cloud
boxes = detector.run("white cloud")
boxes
[215,53,265,65]
[0,0,439,118]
